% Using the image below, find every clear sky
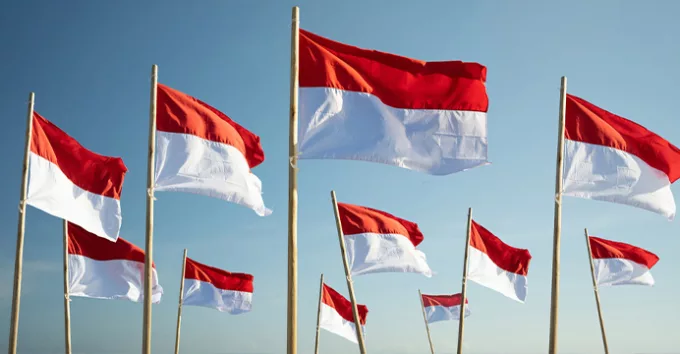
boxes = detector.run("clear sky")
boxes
[1,1,679,353]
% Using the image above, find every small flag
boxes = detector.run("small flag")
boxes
[27,113,127,241]
[589,236,659,287]
[338,202,432,277]
[467,220,532,302]
[67,222,162,303]
[183,257,253,314]
[421,293,470,324]
[319,283,368,343]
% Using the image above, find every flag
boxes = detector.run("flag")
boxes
[319,283,368,344]
[563,94,680,219]
[27,113,127,241]
[67,222,162,303]
[467,220,532,302]
[183,257,253,314]
[421,293,470,324]
[298,29,489,175]
[154,83,271,216]
[589,236,659,287]
[338,202,432,277]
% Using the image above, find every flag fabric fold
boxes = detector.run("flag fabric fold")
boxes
[563,94,680,219]
[467,220,532,302]
[589,236,659,287]
[298,29,489,175]
[338,202,433,277]
[154,83,271,216]
[182,257,253,314]
[67,222,162,303]
[27,113,127,241]
[319,283,368,344]
[421,293,470,324]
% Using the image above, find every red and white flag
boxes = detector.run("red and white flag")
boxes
[319,283,368,344]
[467,220,532,302]
[338,202,432,277]
[154,84,271,216]
[298,29,489,175]
[183,257,253,314]
[421,293,470,324]
[27,113,127,241]
[563,94,680,219]
[67,222,163,303]
[589,236,659,287]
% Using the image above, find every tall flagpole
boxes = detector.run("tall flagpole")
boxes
[63,220,72,354]
[584,229,609,354]
[142,64,158,354]
[8,92,35,354]
[174,249,188,354]
[456,208,473,354]
[287,6,300,354]
[548,76,568,354]
[313,273,324,354]
[330,190,368,354]
[417,289,435,354]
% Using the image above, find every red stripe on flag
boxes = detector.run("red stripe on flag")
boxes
[184,257,253,293]
[338,202,424,247]
[67,223,151,266]
[30,113,127,200]
[421,293,467,308]
[470,220,531,276]
[321,283,368,325]
[589,236,659,269]
[299,29,488,112]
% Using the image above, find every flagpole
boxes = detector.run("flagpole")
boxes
[330,190,368,354]
[174,249,188,354]
[8,91,35,354]
[313,273,324,354]
[142,64,158,354]
[548,76,567,354]
[456,207,473,354]
[63,220,72,354]
[418,289,435,354]
[287,6,300,354]
[584,228,609,354]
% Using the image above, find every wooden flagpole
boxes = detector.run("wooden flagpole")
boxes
[142,64,158,354]
[173,249,188,354]
[548,76,568,354]
[63,220,72,354]
[330,190,368,354]
[287,6,300,354]
[417,289,435,354]
[456,207,473,354]
[584,228,609,354]
[8,91,35,354]
[313,273,324,354]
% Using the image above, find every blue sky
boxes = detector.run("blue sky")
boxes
[1,1,679,353]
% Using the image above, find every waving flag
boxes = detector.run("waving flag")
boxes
[421,293,470,324]
[183,258,253,314]
[589,236,659,287]
[319,283,368,343]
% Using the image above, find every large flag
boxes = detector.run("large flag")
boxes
[319,283,368,344]
[67,222,163,303]
[467,220,532,302]
[154,83,271,216]
[183,257,253,314]
[26,113,127,241]
[298,29,489,175]
[589,236,659,287]
[337,202,432,277]
[421,293,470,324]
[563,94,680,219]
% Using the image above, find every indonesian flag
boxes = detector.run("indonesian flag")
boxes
[337,202,432,277]
[589,236,659,287]
[67,222,163,303]
[27,113,127,241]
[154,83,271,216]
[421,293,470,324]
[563,94,680,219]
[319,283,368,344]
[467,220,532,302]
[182,257,253,314]
[298,29,489,175]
